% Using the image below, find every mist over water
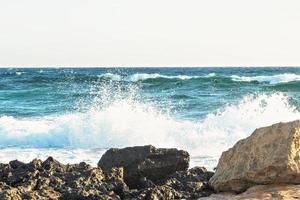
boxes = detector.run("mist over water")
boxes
[1,67,300,169]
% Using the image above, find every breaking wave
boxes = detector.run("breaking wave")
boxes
[0,92,299,159]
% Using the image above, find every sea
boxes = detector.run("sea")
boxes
[1,67,300,170]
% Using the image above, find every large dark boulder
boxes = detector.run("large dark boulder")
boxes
[98,145,190,189]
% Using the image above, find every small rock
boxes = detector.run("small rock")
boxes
[8,160,25,170]
[136,185,182,200]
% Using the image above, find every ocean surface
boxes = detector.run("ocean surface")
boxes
[1,67,300,169]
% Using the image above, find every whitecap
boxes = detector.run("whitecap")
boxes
[97,73,122,81]
[231,73,300,84]
[125,73,199,82]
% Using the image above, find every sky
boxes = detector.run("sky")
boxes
[0,0,300,67]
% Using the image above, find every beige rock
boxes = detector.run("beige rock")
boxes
[210,120,300,192]
[200,185,300,200]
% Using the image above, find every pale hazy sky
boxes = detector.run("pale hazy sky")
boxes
[0,0,300,67]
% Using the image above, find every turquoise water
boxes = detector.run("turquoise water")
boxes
[1,67,300,168]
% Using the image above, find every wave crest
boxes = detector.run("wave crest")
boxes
[96,72,300,84]
[97,73,122,81]
[96,73,217,82]
[125,73,198,81]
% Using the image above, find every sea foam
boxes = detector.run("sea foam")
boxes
[0,93,299,159]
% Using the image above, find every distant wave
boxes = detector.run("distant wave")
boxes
[125,73,201,82]
[96,72,300,84]
[3,69,300,85]
[96,73,217,82]
[231,73,300,84]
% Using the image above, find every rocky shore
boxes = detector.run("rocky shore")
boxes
[0,145,214,199]
[1,120,300,199]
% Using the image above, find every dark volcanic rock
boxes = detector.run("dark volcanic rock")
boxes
[0,157,129,200]
[158,166,214,199]
[98,145,190,189]
[132,185,182,200]
[124,167,214,199]
[8,160,25,170]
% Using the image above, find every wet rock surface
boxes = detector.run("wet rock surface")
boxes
[0,146,213,200]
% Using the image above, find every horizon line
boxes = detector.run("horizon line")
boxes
[0,66,300,68]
